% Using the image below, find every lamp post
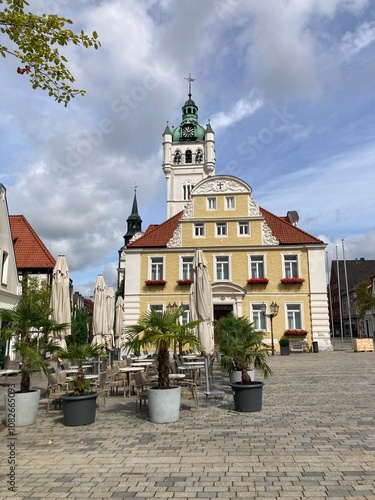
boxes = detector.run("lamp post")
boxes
[261,301,279,356]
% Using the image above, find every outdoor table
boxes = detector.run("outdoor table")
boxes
[66,374,98,382]
[130,361,154,367]
[168,373,186,386]
[119,366,145,394]
[0,369,21,383]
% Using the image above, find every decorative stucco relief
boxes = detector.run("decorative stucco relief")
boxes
[249,196,261,216]
[262,221,279,245]
[167,223,182,248]
[194,178,249,195]
[181,202,193,219]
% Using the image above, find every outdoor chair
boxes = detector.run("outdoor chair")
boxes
[107,366,129,396]
[94,371,109,408]
[133,370,149,411]
[46,372,71,412]
[178,368,199,409]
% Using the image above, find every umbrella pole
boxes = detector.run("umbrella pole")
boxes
[204,355,211,397]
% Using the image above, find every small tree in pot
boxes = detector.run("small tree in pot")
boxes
[215,314,272,412]
[124,306,202,423]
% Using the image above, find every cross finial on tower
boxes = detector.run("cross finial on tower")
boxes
[184,73,195,99]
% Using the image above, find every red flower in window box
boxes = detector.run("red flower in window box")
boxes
[280,278,305,284]
[284,329,308,336]
[247,278,269,284]
[145,280,166,286]
[176,279,194,285]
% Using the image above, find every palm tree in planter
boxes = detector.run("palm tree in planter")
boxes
[56,343,106,426]
[215,314,272,412]
[124,306,202,423]
[0,297,68,427]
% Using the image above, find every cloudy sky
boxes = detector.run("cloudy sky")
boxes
[1,0,375,297]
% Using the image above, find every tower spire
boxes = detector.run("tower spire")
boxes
[184,73,195,99]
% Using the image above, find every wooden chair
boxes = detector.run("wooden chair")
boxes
[178,369,199,409]
[94,371,109,408]
[46,372,70,412]
[133,371,149,411]
[107,366,128,396]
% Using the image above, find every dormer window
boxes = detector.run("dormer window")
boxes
[185,150,192,163]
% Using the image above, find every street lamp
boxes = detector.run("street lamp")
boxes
[261,301,279,356]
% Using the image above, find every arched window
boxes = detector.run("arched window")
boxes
[183,181,194,200]
[174,150,182,164]
[185,150,192,163]
[195,149,203,163]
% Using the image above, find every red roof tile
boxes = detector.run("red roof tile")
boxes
[9,215,56,270]
[128,211,183,248]
[127,207,323,248]
[259,207,323,245]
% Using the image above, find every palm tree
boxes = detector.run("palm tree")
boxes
[215,314,272,384]
[57,343,106,396]
[0,297,69,393]
[125,306,202,389]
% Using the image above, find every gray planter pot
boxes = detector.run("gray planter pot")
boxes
[147,386,181,423]
[4,389,41,427]
[229,381,264,412]
[280,346,290,355]
[61,392,97,426]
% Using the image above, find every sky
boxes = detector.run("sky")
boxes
[1,0,375,297]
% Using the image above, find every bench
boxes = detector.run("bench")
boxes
[289,341,305,353]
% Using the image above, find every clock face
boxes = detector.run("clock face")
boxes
[182,125,194,138]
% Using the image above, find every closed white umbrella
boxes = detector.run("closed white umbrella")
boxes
[115,296,125,351]
[50,255,71,350]
[92,275,107,346]
[189,249,214,395]
[105,286,115,351]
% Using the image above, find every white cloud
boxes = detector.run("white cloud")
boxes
[211,94,264,131]
[340,20,375,59]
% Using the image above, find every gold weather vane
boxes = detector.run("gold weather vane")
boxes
[184,73,195,99]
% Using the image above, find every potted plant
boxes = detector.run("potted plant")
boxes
[124,306,202,423]
[0,294,68,427]
[279,336,290,355]
[215,314,272,412]
[57,343,106,426]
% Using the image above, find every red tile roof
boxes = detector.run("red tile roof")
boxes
[259,207,323,244]
[9,215,56,269]
[127,207,323,248]
[128,211,184,248]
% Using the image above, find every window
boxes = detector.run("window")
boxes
[150,257,164,280]
[207,197,217,210]
[180,304,190,325]
[238,221,249,235]
[215,256,229,280]
[225,196,235,210]
[283,254,299,278]
[181,256,193,280]
[150,304,163,316]
[173,150,182,164]
[216,222,227,236]
[250,255,265,279]
[195,149,203,163]
[182,182,194,200]
[251,304,266,330]
[286,304,302,330]
[1,251,8,285]
[194,223,205,237]
[185,150,192,163]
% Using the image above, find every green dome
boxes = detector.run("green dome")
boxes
[171,96,205,143]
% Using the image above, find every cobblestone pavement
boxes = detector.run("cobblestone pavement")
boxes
[1,346,375,499]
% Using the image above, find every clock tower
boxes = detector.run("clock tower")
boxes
[162,76,215,218]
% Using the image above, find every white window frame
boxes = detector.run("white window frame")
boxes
[180,304,190,325]
[149,256,164,281]
[194,223,205,237]
[238,221,250,236]
[150,304,164,316]
[181,256,194,280]
[215,255,230,281]
[207,197,217,210]
[249,254,265,279]
[182,181,194,201]
[1,251,8,285]
[251,303,267,331]
[225,196,235,210]
[283,254,300,279]
[286,303,303,330]
[216,222,227,237]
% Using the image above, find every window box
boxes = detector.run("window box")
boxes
[247,278,269,285]
[284,329,308,336]
[280,278,305,284]
[176,279,194,285]
[145,280,166,286]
